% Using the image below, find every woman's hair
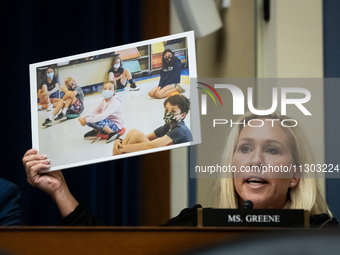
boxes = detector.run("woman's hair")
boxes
[111,55,123,68]
[212,111,331,216]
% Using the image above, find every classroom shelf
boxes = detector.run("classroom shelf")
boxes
[117,45,151,78]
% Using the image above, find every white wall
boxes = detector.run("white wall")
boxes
[257,0,325,171]
[170,0,257,211]
[58,58,112,88]
[171,0,325,211]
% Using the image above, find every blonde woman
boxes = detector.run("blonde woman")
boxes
[165,112,338,227]
[22,112,338,227]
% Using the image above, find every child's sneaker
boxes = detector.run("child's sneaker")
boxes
[176,84,185,93]
[129,80,139,91]
[37,105,43,111]
[42,118,52,127]
[130,86,140,91]
[130,84,140,91]
[106,132,121,143]
[84,130,98,139]
[54,112,67,121]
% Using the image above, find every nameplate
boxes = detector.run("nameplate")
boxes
[197,208,309,228]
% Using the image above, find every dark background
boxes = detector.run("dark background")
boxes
[323,0,340,220]
[2,0,144,226]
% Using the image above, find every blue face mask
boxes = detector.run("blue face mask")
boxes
[47,72,54,79]
[102,90,114,99]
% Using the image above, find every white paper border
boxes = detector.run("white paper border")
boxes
[29,31,199,171]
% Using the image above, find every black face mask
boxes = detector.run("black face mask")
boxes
[163,112,181,124]
[68,85,76,91]
[165,56,173,63]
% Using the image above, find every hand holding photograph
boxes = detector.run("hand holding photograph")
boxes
[29,31,200,171]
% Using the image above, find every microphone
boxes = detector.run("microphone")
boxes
[242,200,253,209]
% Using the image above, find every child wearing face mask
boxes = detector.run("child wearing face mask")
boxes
[112,94,191,155]
[37,67,64,111]
[78,81,124,143]
[108,55,139,91]
[42,77,85,126]
[148,49,185,99]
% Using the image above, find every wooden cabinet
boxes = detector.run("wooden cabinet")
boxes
[0,227,319,255]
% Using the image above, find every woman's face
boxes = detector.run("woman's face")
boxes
[232,120,298,209]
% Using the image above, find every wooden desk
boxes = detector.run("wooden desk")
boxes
[0,227,330,255]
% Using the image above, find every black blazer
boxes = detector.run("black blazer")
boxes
[0,178,22,226]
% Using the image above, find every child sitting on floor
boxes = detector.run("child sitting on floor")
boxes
[148,49,185,99]
[42,77,85,126]
[112,94,191,155]
[108,55,139,91]
[78,81,124,143]
[37,67,63,111]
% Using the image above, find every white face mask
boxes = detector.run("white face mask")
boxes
[114,63,120,69]
[102,90,114,99]
[47,72,54,79]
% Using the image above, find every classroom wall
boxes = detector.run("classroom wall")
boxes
[259,0,323,78]
[171,0,325,210]
[170,0,257,210]
[195,0,257,207]
[58,58,112,88]
[257,0,325,192]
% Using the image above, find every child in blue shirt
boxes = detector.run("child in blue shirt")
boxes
[113,95,191,155]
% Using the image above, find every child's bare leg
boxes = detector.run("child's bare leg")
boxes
[47,98,73,123]
[62,91,76,102]
[50,98,61,107]
[49,90,74,109]
[62,92,77,108]
[122,129,139,144]
[120,69,132,85]
[63,97,73,109]
[155,84,178,98]
[52,100,66,116]
[103,125,114,134]
[38,85,50,105]
[122,129,149,145]
[148,86,161,98]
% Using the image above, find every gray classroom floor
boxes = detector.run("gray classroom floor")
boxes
[37,78,191,170]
